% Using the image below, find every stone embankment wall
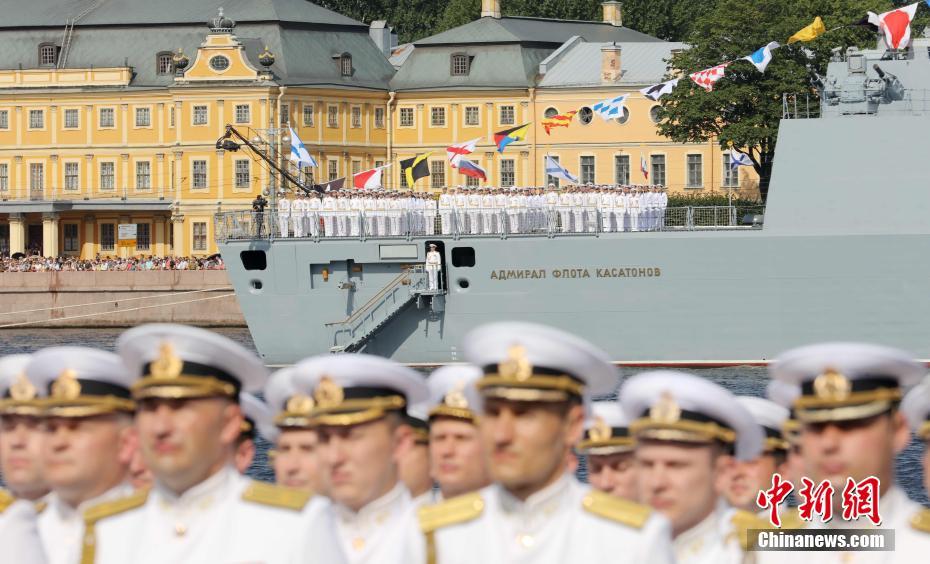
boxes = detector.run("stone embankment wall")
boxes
[0,271,245,328]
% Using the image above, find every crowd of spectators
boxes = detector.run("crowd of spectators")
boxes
[0,255,225,272]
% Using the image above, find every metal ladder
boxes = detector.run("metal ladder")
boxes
[58,0,107,69]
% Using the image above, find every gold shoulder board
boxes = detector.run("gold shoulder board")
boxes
[0,489,14,513]
[778,510,806,530]
[241,481,312,511]
[418,492,485,534]
[912,509,930,533]
[83,489,149,525]
[581,490,651,529]
[34,500,48,514]
[731,510,773,551]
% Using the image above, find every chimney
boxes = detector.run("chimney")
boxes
[482,0,501,19]
[369,21,396,58]
[601,43,622,83]
[602,1,623,27]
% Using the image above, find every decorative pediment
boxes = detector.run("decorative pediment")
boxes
[176,9,267,83]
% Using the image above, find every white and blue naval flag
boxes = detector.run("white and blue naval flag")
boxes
[729,149,753,170]
[289,127,318,168]
[743,42,780,73]
[592,94,629,122]
[545,155,579,184]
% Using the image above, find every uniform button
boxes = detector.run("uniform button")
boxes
[518,534,534,548]
[352,537,365,551]
[175,523,187,537]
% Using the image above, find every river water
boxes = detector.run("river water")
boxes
[2,328,926,505]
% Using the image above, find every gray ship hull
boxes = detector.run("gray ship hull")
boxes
[218,116,930,366]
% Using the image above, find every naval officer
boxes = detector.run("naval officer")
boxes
[83,324,343,564]
[768,342,930,562]
[621,370,768,564]
[0,354,49,503]
[234,393,272,474]
[576,399,637,501]
[25,347,137,564]
[425,364,491,501]
[425,244,442,291]
[402,403,435,506]
[291,353,429,564]
[415,322,674,564]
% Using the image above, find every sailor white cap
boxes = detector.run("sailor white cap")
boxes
[620,370,764,461]
[765,380,802,445]
[406,400,430,445]
[26,347,134,417]
[264,366,314,435]
[117,324,268,401]
[736,396,790,453]
[769,342,924,423]
[0,354,43,416]
[427,364,482,422]
[240,393,274,442]
[462,322,618,405]
[901,377,930,440]
[577,400,634,456]
[290,353,429,427]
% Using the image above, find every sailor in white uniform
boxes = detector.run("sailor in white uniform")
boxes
[558,188,573,232]
[289,353,429,564]
[307,191,321,237]
[658,187,668,230]
[620,370,768,564]
[577,400,637,501]
[0,354,49,504]
[321,192,336,237]
[264,367,326,495]
[291,192,305,238]
[402,404,434,507]
[425,244,442,291]
[413,322,675,564]
[83,324,344,564]
[544,185,559,233]
[765,342,930,563]
[277,192,291,238]
[439,189,453,235]
[0,494,46,564]
[467,190,482,235]
[628,188,641,232]
[453,189,468,234]
[424,194,438,236]
[481,189,495,234]
[234,393,272,474]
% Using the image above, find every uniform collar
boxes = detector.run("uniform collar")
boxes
[674,505,720,559]
[335,481,411,523]
[497,471,574,516]
[50,482,133,520]
[154,464,237,507]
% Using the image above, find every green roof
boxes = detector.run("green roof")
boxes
[415,16,662,46]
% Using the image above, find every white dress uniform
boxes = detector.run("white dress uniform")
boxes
[277,196,291,238]
[454,192,468,234]
[481,192,495,234]
[307,194,321,237]
[349,195,363,237]
[467,192,481,234]
[558,191,573,232]
[321,195,336,237]
[584,191,599,232]
[0,494,47,564]
[439,193,453,235]
[426,246,442,290]
[545,189,559,232]
[628,191,641,231]
[334,482,419,564]
[599,191,614,232]
[507,192,521,234]
[659,189,668,229]
[425,196,438,235]
[291,195,304,238]
[494,192,508,234]
[39,486,133,564]
[617,191,629,232]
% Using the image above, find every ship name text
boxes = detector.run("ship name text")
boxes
[489,267,662,281]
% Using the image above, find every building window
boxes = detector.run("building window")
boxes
[722,155,740,188]
[580,156,595,184]
[374,107,385,129]
[39,44,58,66]
[157,53,174,75]
[465,160,480,188]
[544,107,559,119]
[615,107,630,125]
[430,107,446,127]
[99,107,115,128]
[209,55,230,72]
[28,110,44,129]
[280,103,290,125]
[64,162,80,191]
[234,104,250,124]
[101,224,115,252]
[399,107,414,127]
[464,106,479,126]
[327,105,338,128]
[546,155,560,188]
[499,105,515,125]
[100,162,115,191]
[578,107,594,125]
[686,154,703,188]
[374,160,384,169]
[0,163,8,192]
[651,155,666,186]
[235,159,250,189]
[136,161,151,190]
[135,107,151,127]
[614,155,630,185]
[650,106,663,123]
[136,223,151,251]
[29,163,44,192]
[192,160,207,189]
[500,159,515,187]
[169,107,175,128]
[340,54,353,77]
[303,104,314,126]
[0,110,8,129]
[63,224,79,253]
[430,161,445,189]
[451,54,471,76]
[193,222,207,251]
[351,106,361,128]
[168,224,174,249]
[64,108,79,129]
[328,159,338,182]
[192,105,208,125]
[349,161,360,178]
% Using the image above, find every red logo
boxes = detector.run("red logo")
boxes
[756,475,882,527]
[841,476,882,526]
[756,474,794,527]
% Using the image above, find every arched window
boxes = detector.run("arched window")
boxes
[578,107,594,125]
[156,52,174,75]
[39,44,58,66]
[614,107,631,125]
[340,54,353,77]
[543,107,559,119]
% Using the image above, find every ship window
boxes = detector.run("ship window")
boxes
[241,250,267,270]
[451,247,475,268]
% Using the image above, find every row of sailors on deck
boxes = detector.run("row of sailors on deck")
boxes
[3,321,930,564]
[272,184,670,238]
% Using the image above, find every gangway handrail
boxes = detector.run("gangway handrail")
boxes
[324,270,411,327]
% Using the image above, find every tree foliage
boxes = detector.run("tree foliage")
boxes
[655,0,896,199]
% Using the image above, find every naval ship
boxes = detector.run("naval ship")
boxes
[215,40,930,367]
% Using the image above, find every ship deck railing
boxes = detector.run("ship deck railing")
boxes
[213,205,765,243]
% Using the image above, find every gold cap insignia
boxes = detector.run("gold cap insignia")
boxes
[499,345,532,382]
[813,368,851,402]
[9,373,37,401]
[649,391,681,424]
[150,342,183,379]
[588,416,612,442]
[51,369,82,400]
[442,381,470,409]
[314,376,344,408]
[286,393,315,415]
